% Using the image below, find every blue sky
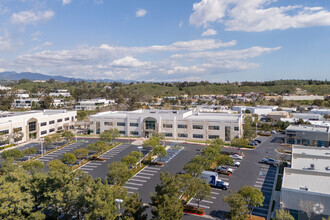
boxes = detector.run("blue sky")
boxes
[0,0,330,82]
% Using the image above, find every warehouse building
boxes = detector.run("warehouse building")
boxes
[0,110,77,145]
[281,145,330,219]
[89,109,243,141]
[285,125,330,147]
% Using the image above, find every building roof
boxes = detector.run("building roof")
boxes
[286,125,330,133]
[282,168,330,195]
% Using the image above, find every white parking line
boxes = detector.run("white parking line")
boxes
[134,175,150,179]
[188,203,210,209]
[142,169,158,173]
[211,192,219,195]
[211,196,216,199]
[254,184,262,188]
[130,179,147,183]
[138,172,154,176]
[82,165,98,168]
[124,186,139,190]
[126,182,143,186]
[200,200,213,204]
[80,168,94,170]
[146,167,161,170]
[89,163,102,165]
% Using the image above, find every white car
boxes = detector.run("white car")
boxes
[232,161,240,167]
[230,154,243,160]
[215,166,234,173]
[262,158,279,165]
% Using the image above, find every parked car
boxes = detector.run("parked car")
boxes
[232,161,240,167]
[249,141,257,146]
[271,130,277,134]
[215,166,234,173]
[254,139,261,144]
[230,154,243,160]
[262,158,279,165]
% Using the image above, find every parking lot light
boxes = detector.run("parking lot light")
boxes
[138,146,143,167]
[115,199,123,219]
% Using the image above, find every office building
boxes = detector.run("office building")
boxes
[89,109,243,141]
[285,125,330,147]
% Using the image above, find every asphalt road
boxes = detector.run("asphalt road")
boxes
[182,134,284,220]
[78,143,151,179]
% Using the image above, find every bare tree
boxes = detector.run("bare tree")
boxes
[298,200,315,220]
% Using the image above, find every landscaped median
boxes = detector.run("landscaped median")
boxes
[31,140,76,161]
[72,142,120,170]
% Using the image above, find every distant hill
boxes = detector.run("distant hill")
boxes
[0,71,134,83]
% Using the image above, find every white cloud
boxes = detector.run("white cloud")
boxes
[30,42,53,51]
[93,0,103,4]
[62,0,71,5]
[202,28,217,36]
[136,8,147,17]
[11,10,55,25]
[2,39,280,81]
[110,56,150,67]
[0,33,13,51]
[179,21,183,28]
[190,0,330,31]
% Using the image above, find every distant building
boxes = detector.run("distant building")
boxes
[292,113,324,121]
[89,109,243,141]
[53,99,65,107]
[285,125,330,147]
[49,89,71,97]
[33,80,46,83]
[283,95,324,101]
[75,99,115,110]
[267,111,290,124]
[310,108,330,116]
[15,93,29,99]
[232,105,277,115]
[12,98,39,109]
[0,110,77,144]
[0,85,11,90]
[281,145,330,219]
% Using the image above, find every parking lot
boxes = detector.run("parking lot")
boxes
[182,134,283,219]
[79,144,151,179]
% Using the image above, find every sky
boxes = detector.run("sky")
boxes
[0,0,330,82]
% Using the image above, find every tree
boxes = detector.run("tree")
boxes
[142,136,160,149]
[209,138,225,149]
[193,178,211,208]
[231,138,249,147]
[152,145,167,160]
[61,131,74,143]
[122,193,147,220]
[99,128,120,143]
[275,209,294,220]
[73,148,89,159]
[0,133,9,145]
[40,95,54,109]
[191,155,211,169]
[22,160,44,174]
[129,151,143,160]
[12,128,23,143]
[183,162,204,177]
[44,136,52,151]
[24,147,37,160]
[202,146,220,161]
[216,155,234,166]
[261,123,271,131]
[298,200,316,220]
[238,186,265,218]
[77,110,88,121]
[87,140,108,153]
[107,161,132,185]
[122,155,138,168]
[243,116,256,141]
[52,133,62,145]
[61,152,77,165]
[150,173,183,220]
[223,191,249,220]
[1,149,24,160]
[151,132,165,145]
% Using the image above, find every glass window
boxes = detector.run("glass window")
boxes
[130,123,139,127]
[119,130,126,135]
[41,130,47,135]
[234,127,239,131]
[145,120,156,130]
[209,135,219,139]
[208,125,219,130]
[0,129,9,134]
[193,125,203,129]
[165,133,173,137]
[130,131,139,135]
[40,122,47,127]
[49,128,55,133]
[29,122,36,132]
[57,119,62,123]
[49,120,55,124]
[178,124,187,129]
[104,122,113,126]
[117,122,126,126]
[178,133,188,138]
[57,126,63,131]
[193,134,203,139]
[163,124,172,128]
[225,126,231,141]
[65,117,70,121]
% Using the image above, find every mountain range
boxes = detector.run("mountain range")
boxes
[0,71,133,83]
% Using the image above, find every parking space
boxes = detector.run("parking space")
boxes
[153,147,183,164]
[79,144,151,179]
[253,164,277,218]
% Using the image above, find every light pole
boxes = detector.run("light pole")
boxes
[138,146,143,167]
[115,199,123,219]
[40,138,44,155]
